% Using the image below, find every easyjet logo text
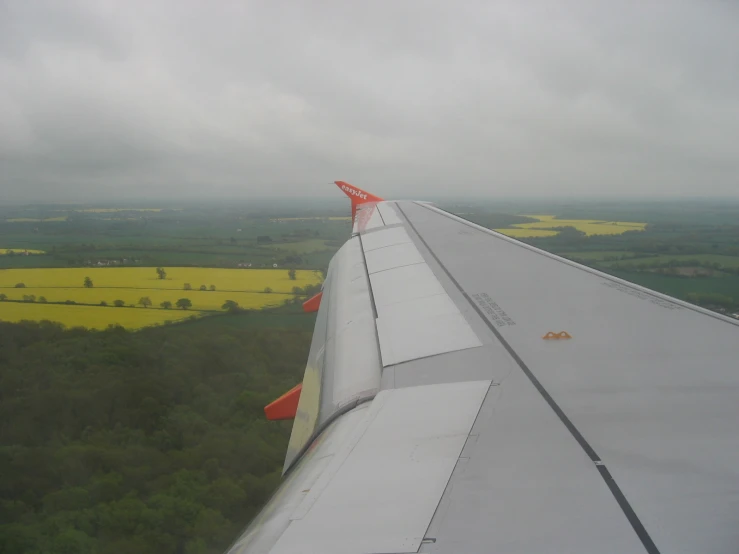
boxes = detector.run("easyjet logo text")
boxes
[341,184,368,200]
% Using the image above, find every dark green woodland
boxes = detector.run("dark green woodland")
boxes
[0,315,311,554]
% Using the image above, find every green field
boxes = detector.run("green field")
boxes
[558,251,636,261]
[597,254,739,269]
[180,304,317,331]
[607,270,739,301]
[264,239,331,253]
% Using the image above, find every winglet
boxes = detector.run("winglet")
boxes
[264,384,303,420]
[335,181,383,219]
[303,291,322,313]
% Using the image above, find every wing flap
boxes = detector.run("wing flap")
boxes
[364,236,483,366]
[376,202,403,225]
[364,242,424,274]
[376,295,482,366]
[270,380,491,554]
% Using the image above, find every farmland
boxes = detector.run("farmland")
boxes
[495,214,647,238]
[453,198,739,314]
[1,248,46,255]
[0,302,194,329]
[74,208,170,213]
[494,228,559,238]
[0,267,321,292]
[0,268,321,329]
[0,200,344,329]
[266,239,334,253]
[595,254,739,269]
[2,197,739,323]
[5,217,68,222]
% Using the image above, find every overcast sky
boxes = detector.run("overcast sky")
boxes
[1,1,738,203]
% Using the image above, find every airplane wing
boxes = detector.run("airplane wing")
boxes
[227,183,739,554]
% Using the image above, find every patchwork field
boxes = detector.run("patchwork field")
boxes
[266,239,332,253]
[73,208,169,213]
[494,228,559,238]
[0,302,193,329]
[597,254,739,269]
[496,215,647,238]
[5,217,68,222]
[0,267,321,292]
[0,288,292,311]
[557,251,636,260]
[0,267,322,329]
[1,248,46,255]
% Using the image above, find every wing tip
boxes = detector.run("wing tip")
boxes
[334,181,383,219]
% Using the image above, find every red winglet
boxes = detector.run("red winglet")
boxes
[303,291,322,313]
[264,383,302,420]
[335,181,383,220]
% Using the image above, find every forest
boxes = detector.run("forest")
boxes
[0,314,311,554]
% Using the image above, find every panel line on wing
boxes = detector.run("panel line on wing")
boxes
[396,202,661,554]
[270,381,492,554]
[358,226,482,367]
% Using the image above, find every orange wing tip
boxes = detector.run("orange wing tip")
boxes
[303,291,323,313]
[264,384,303,420]
[335,181,383,219]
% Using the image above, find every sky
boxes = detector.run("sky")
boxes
[1,0,739,203]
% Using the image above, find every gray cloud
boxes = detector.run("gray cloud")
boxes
[1,0,739,202]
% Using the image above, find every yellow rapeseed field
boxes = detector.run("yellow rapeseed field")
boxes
[496,215,646,238]
[0,302,193,329]
[0,268,322,292]
[1,248,46,255]
[0,289,290,311]
[493,228,559,238]
[0,268,322,330]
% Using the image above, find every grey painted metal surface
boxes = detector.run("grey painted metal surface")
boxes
[376,293,482,366]
[360,225,412,251]
[320,237,381,419]
[381,345,515,389]
[398,200,739,553]
[231,197,739,553]
[352,203,383,234]
[420,367,646,554]
[376,202,403,226]
[364,241,424,274]
[362,205,385,231]
[365,237,482,366]
[369,263,446,306]
[283,237,381,472]
[269,381,490,554]
[227,404,371,554]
